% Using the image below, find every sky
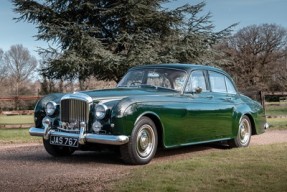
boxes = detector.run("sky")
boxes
[1,0,287,59]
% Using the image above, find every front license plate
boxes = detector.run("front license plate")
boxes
[50,136,79,147]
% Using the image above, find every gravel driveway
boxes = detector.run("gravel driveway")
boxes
[0,130,286,192]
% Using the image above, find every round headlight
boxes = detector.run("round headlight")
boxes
[95,104,108,119]
[45,101,57,116]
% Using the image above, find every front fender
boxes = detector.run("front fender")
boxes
[110,102,139,135]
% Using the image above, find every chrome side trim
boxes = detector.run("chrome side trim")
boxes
[29,127,129,145]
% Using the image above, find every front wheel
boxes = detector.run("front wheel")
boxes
[43,139,75,157]
[120,117,158,165]
[229,115,252,148]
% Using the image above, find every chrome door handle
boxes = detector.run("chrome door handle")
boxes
[225,97,232,101]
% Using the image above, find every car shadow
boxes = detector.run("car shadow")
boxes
[155,142,230,159]
[47,150,125,165]
[60,142,229,165]
[0,142,231,165]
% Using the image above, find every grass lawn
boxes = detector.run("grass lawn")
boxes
[0,115,38,143]
[265,103,287,116]
[0,115,34,124]
[108,143,287,192]
[0,128,41,144]
[267,118,287,130]
[265,102,287,130]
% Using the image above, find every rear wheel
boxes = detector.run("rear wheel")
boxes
[120,117,158,165]
[229,115,252,147]
[43,139,75,157]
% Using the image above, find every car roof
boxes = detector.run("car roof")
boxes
[130,63,224,73]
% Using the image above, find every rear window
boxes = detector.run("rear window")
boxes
[209,71,237,94]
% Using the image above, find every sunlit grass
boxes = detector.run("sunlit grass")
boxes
[0,128,41,144]
[267,118,287,130]
[0,115,34,124]
[108,143,287,192]
[265,103,287,116]
[0,116,38,143]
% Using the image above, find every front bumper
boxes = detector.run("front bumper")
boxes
[29,127,129,146]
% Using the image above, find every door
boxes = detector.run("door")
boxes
[205,71,239,138]
[183,70,237,143]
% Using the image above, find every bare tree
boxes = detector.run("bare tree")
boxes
[217,24,287,91]
[0,48,7,83]
[3,45,38,96]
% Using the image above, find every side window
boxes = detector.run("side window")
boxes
[226,77,237,94]
[209,71,227,93]
[185,70,207,93]
[174,75,186,91]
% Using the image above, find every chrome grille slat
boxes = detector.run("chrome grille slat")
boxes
[60,98,90,131]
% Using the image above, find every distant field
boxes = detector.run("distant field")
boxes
[264,102,287,130]
[0,128,41,144]
[265,103,287,116]
[0,115,34,125]
[267,118,287,130]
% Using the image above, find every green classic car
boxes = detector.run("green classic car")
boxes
[29,64,268,164]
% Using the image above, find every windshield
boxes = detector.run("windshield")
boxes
[117,68,187,92]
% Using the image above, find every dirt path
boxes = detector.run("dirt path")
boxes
[250,129,287,145]
[0,129,286,192]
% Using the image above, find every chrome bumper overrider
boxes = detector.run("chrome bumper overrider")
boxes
[29,127,129,146]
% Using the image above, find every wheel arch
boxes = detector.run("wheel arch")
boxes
[135,112,164,149]
[243,113,257,135]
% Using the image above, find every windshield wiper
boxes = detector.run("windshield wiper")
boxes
[139,84,158,89]
[140,84,178,92]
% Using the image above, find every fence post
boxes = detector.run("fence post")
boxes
[259,91,266,113]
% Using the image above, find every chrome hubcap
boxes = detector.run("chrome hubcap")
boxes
[139,131,149,150]
[239,119,251,145]
[136,125,155,158]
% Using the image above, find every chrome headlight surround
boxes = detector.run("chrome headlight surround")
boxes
[45,101,57,116]
[95,104,108,120]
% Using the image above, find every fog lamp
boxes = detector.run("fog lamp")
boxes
[92,121,102,133]
[42,116,51,127]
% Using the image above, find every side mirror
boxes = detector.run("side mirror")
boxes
[194,87,202,94]
[184,86,203,94]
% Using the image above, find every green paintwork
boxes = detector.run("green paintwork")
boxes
[111,90,265,148]
[33,64,266,149]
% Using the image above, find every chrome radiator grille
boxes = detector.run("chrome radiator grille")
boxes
[60,98,90,129]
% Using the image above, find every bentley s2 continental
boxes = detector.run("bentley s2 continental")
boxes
[29,64,268,164]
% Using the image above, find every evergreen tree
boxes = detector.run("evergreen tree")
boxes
[13,0,234,85]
